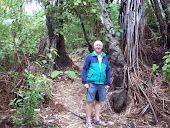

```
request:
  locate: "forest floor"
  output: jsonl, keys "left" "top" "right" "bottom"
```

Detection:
{"left": 0, "top": 48, "right": 169, "bottom": 128}
{"left": 36, "top": 48, "right": 169, "bottom": 128}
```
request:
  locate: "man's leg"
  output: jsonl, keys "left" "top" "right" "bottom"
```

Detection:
{"left": 94, "top": 100, "right": 101, "bottom": 121}
{"left": 93, "top": 85, "right": 107, "bottom": 126}
{"left": 94, "top": 100, "right": 107, "bottom": 126}
{"left": 86, "top": 101, "right": 93, "bottom": 122}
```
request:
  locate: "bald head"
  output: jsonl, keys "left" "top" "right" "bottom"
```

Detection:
{"left": 94, "top": 40, "right": 103, "bottom": 46}
{"left": 93, "top": 40, "right": 103, "bottom": 55}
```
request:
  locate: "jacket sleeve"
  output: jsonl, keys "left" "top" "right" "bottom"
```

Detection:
{"left": 81, "top": 55, "right": 91, "bottom": 84}
{"left": 105, "top": 58, "right": 111, "bottom": 86}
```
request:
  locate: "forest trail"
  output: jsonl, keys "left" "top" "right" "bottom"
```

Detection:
{"left": 48, "top": 77, "right": 86, "bottom": 128}
{"left": 38, "top": 59, "right": 88, "bottom": 128}
{"left": 37, "top": 59, "right": 119, "bottom": 128}
{"left": 0, "top": 51, "right": 169, "bottom": 128}
{"left": 37, "top": 56, "right": 169, "bottom": 128}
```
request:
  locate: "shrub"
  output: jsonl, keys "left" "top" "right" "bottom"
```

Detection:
{"left": 162, "top": 51, "right": 170, "bottom": 87}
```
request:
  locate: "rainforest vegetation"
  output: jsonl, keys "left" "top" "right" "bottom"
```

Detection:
{"left": 0, "top": 0, "right": 169, "bottom": 127}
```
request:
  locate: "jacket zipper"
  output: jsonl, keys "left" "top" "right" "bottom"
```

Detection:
{"left": 99, "top": 72, "right": 101, "bottom": 83}
{"left": 99, "top": 57, "right": 102, "bottom": 83}
{"left": 89, "top": 72, "right": 93, "bottom": 80}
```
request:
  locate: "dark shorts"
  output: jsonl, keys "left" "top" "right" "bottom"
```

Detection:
{"left": 86, "top": 83, "right": 106, "bottom": 102}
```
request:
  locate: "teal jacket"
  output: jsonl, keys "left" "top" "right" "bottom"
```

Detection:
{"left": 81, "top": 51, "right": 110, "bottom": 85}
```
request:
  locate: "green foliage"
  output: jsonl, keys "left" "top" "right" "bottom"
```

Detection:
{"left": 0, "top": 65, "right": 5, "bottom": 71}
{"left": 0, "top": 18, "right": 14, "bottom": 67}
{"left": 64, "top": 71, "right": 77, "bottom": 80}
{"left": 9, "top": 68, "right": 52, "bottom": 127}
{"left": 105, "top": 2, "right": 122, "bottom": 38}
{"left": 0, "top": 1, "right": 45, "bottom": 69}
{"left": 144, "top": 0, "right": 158, "bottom": 28}
{"left": 152, "top": 64, "right": 159, "bottom": 76}
{"left": 106, "top": 2, "right": 120, "bottom": 26}
{"left": 36, "top": 47, "right": 58, "bottom": 72}
{"left": 151, "top": 52, "right": 170, "bottom": 87}
{"left": 162, "top": 52, "right": 170, "bottom": 87}
{"left": 45, "top": 0, "right": 103, "bottom": 53}
{"left": 8, "top": 47, "right": 56, "bottom": 127}
{"left": 144, "top": 0, "right": 160, "bottom": 38}
{"left": 46, "top": 47, "right": 58, "bottom": 63}
{"left": 74, "top": 0, "right": 81, "bottom": 6}
{"left": 9, "top": 69, "right": 46, "bottom": 127}
{"left": 51, "top": 70, "right": 62, "bottom": 78}
{"left": 64, "top": 22, "right": 86, "bottom": 53}
{"left": 42, "top": 0, "right": 121, "bottom": 53}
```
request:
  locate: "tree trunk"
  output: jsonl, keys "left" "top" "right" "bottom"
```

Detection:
{"left": 119, "top": 0, "right": 144, "bottom": 73}
{"left": 119, "top": 1, "right": 159, "bottom": 123}
{"left": 55, "top": 34, "right": 73, "bottom": 68}
{"left": 78, "top": 14, "right": 93, "bottom": 53}
{"left": 151, "top": 0, "right": 169, "bottom": 48}
{"left": 98, "top": 0, "right": 127, "bottom": 113}
{"left": 73, "top": 8, "right": 93, "bottom": 53}
{"left": 160, "top": 0, "right": 170, "bottom": 49}
{"left": 160, "top": 0, "right": 170, "bottom": 22}
{"left": 119, "top": 0, "right": 144, "bottom": 111}
{"left": 39, "top": 1, "right": 73, "bottom": 73}
{"left": 99, "top": 0, "right": 125, "bottom": 87}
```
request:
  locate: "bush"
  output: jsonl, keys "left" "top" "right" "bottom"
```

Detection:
{"left": 162, "top": 51, "right": 170, "bottom": 87}
{"left": 9, "top": 69, "right": 52, "bottom": 127}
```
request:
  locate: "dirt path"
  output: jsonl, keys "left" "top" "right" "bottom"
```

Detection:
{"left": 52, "top": 78, "right": 86, "bottom": 128}
{"left": 38, "top": 73, "right": 136, "bottom": 128}
{"left": 39, "top": 74, "right": 118, "bottom": 128}
{"left": 37, "top": 59, "right": 87, "bottom": 128}
{"left": 37, "top": 59, "right": 118, "bottom": 128}
{"left": 37, "top": 59, "right": 169, "bottom": 128}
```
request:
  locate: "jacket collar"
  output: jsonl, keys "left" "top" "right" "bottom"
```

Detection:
{"left": 92, "top": 51, "right": 106, "bottom": 57}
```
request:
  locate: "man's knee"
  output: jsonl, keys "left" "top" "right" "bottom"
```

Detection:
{"left": 86, "top": 101, "right": 93, "bottom": 105}
{"left": 95, "top": 100, "right": 101, "bottom": 104}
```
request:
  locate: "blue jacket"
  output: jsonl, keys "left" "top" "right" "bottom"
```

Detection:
{"left": 82, "top": 51, "right": 111, "bottom": 86}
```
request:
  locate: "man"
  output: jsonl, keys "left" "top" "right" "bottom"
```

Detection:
{"left": 82, "top": 40, "right": 111, "bottom": 128}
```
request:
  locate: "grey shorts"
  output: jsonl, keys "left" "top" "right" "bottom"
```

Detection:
{"left": 86, "top": 83, "right": 106, "bottom": 102}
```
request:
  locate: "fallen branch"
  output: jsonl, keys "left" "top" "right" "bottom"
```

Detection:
{"left": 137, "top": 84, "right": 158, "bottom": 124}
{"left": 139, "top": 104, "right": 150, "bottom": 116}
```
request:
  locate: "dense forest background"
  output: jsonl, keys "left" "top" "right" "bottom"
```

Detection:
{"left": 0, "top": 0, "right": 169, "bottom": 128}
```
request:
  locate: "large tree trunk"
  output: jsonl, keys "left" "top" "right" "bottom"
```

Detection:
{"left": 98, "top": 0, "right": 127, "bottom": 113}
{"left": 151, "top": 0, "right": 169, "bottom": 48}
{"left": 119, "top": 0, "right": 144, "bottom": 113}
{"left": 119, "top": 0, "right": 158, "bottom": 123}
{"left": 119, "top": 0, "right": 144, "bottom": 73}
{"left": 39, "top": 1, "right": 73, "bottom": 73}
{"left": 55, "top": 34, "right": 73, "bottom": 68}
{"left": 98, "top": 0, "right": 125, "bottom": 87}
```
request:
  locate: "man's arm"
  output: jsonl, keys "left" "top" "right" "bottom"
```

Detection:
{"left": 105, "top": 58, "right": 111, "bottom": 86}
{"left": 81, "top": 55, "right": 90, "bottom": 85}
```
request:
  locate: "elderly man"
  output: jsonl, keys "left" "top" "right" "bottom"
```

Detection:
{"left": 82, "top": 40, "right": 111, "bottom": 128}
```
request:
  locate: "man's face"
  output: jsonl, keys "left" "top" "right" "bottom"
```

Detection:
{"left": 94, "top": 41, "right": 103, "bottom": 54}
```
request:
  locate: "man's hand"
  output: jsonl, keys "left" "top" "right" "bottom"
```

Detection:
{"left": 84, "top": 84, "right": 89, "bottom": 88}
{"left": 105, "top": 85, "right": 110, "bottom": 90}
